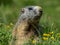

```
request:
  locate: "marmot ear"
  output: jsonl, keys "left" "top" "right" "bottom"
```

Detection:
{"left": 20, "top": 8, "right": 25, "bottom": 14}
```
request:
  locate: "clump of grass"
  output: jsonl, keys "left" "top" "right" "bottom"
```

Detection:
{"left": 0, "top": 22, "right": 13, "bottom": 45}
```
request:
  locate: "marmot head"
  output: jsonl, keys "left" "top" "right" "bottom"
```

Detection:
{"left": 20, "top": 6, "right": 43, "bottom": 24}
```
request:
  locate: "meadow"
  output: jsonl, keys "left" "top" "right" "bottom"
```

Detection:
{"left": 0, "top": 0, "right": 60, "bottom": 45}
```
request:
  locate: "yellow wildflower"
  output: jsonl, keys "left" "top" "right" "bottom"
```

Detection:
{"left": 32, "top": 40, "right": 36, "bottom": 44}
{"left": 51, "top": 36, "right": 55, "bottom": 40}
{"left": 10, "top": 23, "right": 13, "bottom": 26}
{"left": 43, "top": 33, "right": 50, "bottom": 37}
{"left": 57, "top": 33, "right": 60, "bottom": 36}
{"left": 57, "top": 33, "right": 60, "bottom": 38}
{"left": 58, "top": 36, "right": 60, "bottom": 38}
{"left": 43, "top": 37, "right": 48, "bottom": 40}
{"left": 49, "top": 32, "right": 54, "bottom": 35}
{"left": 6, "top": 25, "right": 10, "bottom": 28}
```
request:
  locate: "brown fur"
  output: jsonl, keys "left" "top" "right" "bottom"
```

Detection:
{"left": 10, "top": 21, "right": 37, "bottom": 45}
{"left": 10, "top": 6, "right": 43, "bottom": 45}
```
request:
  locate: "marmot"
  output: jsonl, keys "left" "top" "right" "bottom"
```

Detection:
{"left": 10, "top": 6, "right": 43, "bottom": 45}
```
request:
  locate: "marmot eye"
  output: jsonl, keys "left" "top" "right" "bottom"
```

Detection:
{"left": 28, "top": 7, "right": 33, "bottom": 10}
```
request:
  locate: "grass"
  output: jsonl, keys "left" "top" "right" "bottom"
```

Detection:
{"left": 0, "top": 0, "right": 60, "bottom": 45}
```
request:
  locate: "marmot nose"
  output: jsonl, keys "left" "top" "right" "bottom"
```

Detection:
{"left": 39, "top": 10, "right": 43, "bottom": 14}
{"left": 38, "top": 7, "right": 43, "bottom": 14}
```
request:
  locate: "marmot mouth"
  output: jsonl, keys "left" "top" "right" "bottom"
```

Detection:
{"left": 31, "top": 16, "right": 40, "bottom": 23}
{"left": 28, "top": 16, "right": 40, "bottom": 24}
{"left": 34, "top": 16, "right": 40, "bottom": 20}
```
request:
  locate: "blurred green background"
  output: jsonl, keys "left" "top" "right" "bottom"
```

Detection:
{"left": 0, "top": 0, "right": 60, "bottom": 45}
